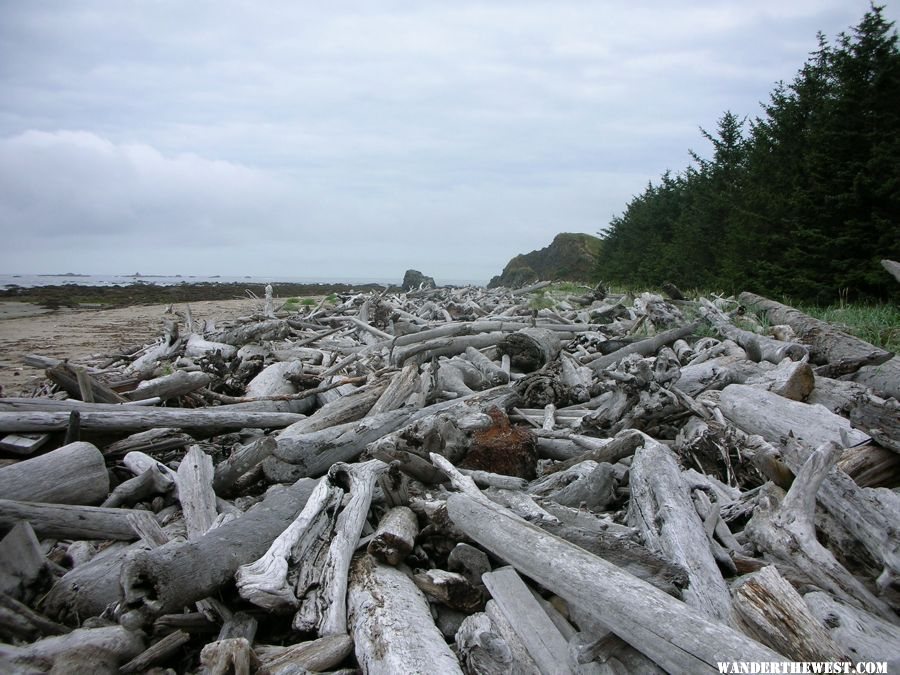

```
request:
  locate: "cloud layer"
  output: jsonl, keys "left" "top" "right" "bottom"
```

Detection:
{"left": 0, "top": 1, "right": 892, "bottom": 282}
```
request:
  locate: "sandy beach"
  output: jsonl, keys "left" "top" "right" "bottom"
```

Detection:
{"left": 0, "top": 298, "right": 263, "bottom": 396}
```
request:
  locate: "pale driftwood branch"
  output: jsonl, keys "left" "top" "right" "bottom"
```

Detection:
{"left": 743, "top": 443, "right": 898, "bottom": 623}
{"left": 446, "top": 492, "right": 784, "bottom": 674}
{"left": 347, "top": 554, "right": 463, "bottom": 674}
{"left": 0, "top": 409, "right": 304, "bottom": 433}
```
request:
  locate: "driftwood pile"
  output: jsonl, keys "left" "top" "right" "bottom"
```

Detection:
{"left": 1, "top": 281, "right": 899, "bottom": 674}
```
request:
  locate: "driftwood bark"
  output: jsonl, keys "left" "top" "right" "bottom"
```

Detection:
{"left": 446, "top": 492, "right": 784, "bottom": 673}
{"left": 347, "top": 554, "right": 463, "bottom": 674}
{"left": 628, "top": 435, "right": 735, "bottom": 626}
{"left": 732, "top": 565, "right": 849, "bottom": 662}
{"left": 739, "top": 292, "right": 893, "bottom": 376}
{"left": 256, "top": 634, "right": 354, "bottom": 674}
{"left": 120, "top": 478, "right": 317, "bottom": 623}
{"left": 0, "top": 441, "right": 108, "bottom": 505}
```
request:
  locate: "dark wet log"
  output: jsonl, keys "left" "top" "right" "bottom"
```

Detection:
{"left": 446, "top": 493, "right": 783, "bottom": 673}
{"left": 739, "top": 292, "right": 893, "bottom": 376}
{"left": 120, "top": 478, "right": 317, "bottom": 622}
{"left": 347, "top": 554, "right": 463, "bottom": 674}
{"left": 0, "top": 441, "right": 108, "bottom": 505}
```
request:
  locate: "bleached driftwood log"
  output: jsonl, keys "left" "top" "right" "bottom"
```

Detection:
{"left": 739, "top": 292, "right": 893, "bottom": 376}
{"left": 583, "top": 321, "right": 701, "bottom": 372}
{"left": 454, "top": 612, "right": 513, "bottom": 675}
{"left": 255, "top": 634, "right": 354, "bottom": 674}
{"left": 716, "top": 384, "right": 870, "bottom": 448}
{"left": 368, "top": 506, "right": 418, "bottom": 565}
{"left": 0, "top": 409, "right": 304, "bottom": 433}
{"left": 628, "top": 435, "right": 735, "bottom": 626}
{"left": 743, "top": 443, "right": 897, "bottom": 623}
{"left": 0, "top": 500, "right": 141, "bottom": 541}
{"left": 0, "top": 442, "right": 108, "bottom": 505}
{"left": 126, "top": 370, "right": 211, "bottom": 402}
{"left": 446, "top": 492, "right": 784, "bottom": 673}
{"left": 500, "top": 327, "right": 562, "bottom": 372}
{"left": 699, "top": 299, "right": 808, "bottom": 364}
{"left": 347, "top": 554, "right": 463, "bottom": 675}
{"left": 803, "top": 591, "right": 900, "bottom": 667}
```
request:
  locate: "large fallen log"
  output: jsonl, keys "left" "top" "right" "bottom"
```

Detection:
{"left": 739, "top": 292, "right": 893, "bottom": 376}
{"left": 0, "top": 442, "right": 108, "bottom": 505}
{"left": 445, "top": 493, "right": 784, "bottom": 673}
{"left": 120, "top": 478, "right": 317, "bottom": 624}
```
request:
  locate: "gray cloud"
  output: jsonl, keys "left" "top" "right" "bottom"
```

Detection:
{"left": 0, "top": 0, "right": 893, "bottom": 283}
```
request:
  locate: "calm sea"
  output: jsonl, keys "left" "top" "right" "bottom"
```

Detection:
{"left": 0, "top": 274, "right": 485, "bottom": 289}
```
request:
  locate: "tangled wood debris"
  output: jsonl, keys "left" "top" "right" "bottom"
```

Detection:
{"left": 0, "top": 283, "right": 898, "bottom": 673}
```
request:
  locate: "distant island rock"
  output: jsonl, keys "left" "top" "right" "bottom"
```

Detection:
{"left": 402, "top": 269, "right": 436, "bottom": 291}
{"left": 488, "top": 233, "right": 602, "bottom": 288}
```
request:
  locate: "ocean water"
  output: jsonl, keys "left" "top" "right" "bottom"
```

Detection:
{"left": 0, "top": 273, "right": 485, "bottom": 289}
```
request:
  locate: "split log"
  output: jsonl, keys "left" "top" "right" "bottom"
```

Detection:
{"left": 120, "top": 478, "right": 317, "bottom": 622}
{"left": 628, "top": 435, "right": 736, "bottom": 625}
{"left": 446, "top": 493, "right": 784, "bottom": 673}
{"left": 176, "top": 445, "right": 217, "bottom": 540}
{"left": 716, "top": 384, "right": 870, "bottom": 448}
{"left": 0, "top": 441, "right": 108, "bottom": 505}
{"left": 0, "top": 625, "right": 144, "bottom": 674}
{"left": 347, "top": 554, "right": 463, "bottom": 675}
{"left": 743, "top": 443, "right": 897, "bottom": 622}
{"left": 0, "top": 408, "right": 304, "bottom": 433}
{"left": 481, "top": 566, "right": 576, "bottom": 674}
{"left": 739, "top": 292, "right": 893, "bottom": 376}
{"left": 366, "top": 363, "right": 420, "bottom": 416}
{"left": 732, "top": 565, "right": 848, "bottom": 662}
{"left": 368, "top": 506, "right": 418, "bottom": 565}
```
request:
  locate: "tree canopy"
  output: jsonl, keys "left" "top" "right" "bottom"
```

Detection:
{"left": 596, "top": 5, "right": 900, "bottom": 303}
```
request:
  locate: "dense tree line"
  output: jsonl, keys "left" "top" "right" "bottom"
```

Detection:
{"left": 597, "top": 6, "right": 900, "bottom": 303}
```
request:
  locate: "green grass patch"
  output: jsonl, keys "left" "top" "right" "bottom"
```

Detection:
{"left": 799, "top": 302, "right": 900, "bottom": 353}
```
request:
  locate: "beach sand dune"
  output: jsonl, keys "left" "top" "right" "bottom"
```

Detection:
{"left": 0, "top": 298, "right": 259, "bottom": 396}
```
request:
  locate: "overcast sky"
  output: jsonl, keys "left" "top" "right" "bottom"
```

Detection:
{"left": 0, "top": 1, "right": 895, "bottom": 284}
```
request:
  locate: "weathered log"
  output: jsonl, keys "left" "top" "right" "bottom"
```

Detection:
{"left": 0, "top": 592, "right": 69, "bottom": 642}
{"left": 366, "top": 363, "right": 420, "bottom": 416}
{"left": 849, "top": 394, "right": 900, "bottom": 453}
{"left": 46, "top": 362, "right": 128, "bottom": 404}
{"left": 119, "top": 630, "right": 191, "bottom": 674}
{"left": 0, "top": 500, "right": 140, "bottom": 541}
{"left": 213, "top": 437, "right": 276, "bottom": 496}
{"left": 368, "top": 506, "right": 418, "bottom": 565}
{"left": 101, "top": 465, "right": 172, "bottom": 508}
{"left": 628, "top": 435, "right": 736, "bottom": 626}
{"left": 716, "top": 384, "right": 870, "bottom": 448}
{"left": 0, "top": 625, "right": 144, "bottom": 674}
{"left": 743, "top": 443, "right": 897, "bottom": 622}
{"left": 837, "top": 443, "right": 900, "bottom": 488}
{"left": 739, "top": 292, "right": 893, "bottom": 376}
{"left": 176, "top": 445, "right": 217, "bottom": 540}
{"left": 454, "top": 612, "right": 513, "bottom": 675}
{"left": 483, "top": 599, "right": 541, "bottom": 674}
{"left": 256, "top": 634, "right": 353, "bottom": 674}
{"left": 732, "top": 565, "right": 848, "bottom": 662}
{"left": 184, "top": 333, "right": 237, "bottom": 359}
{"left": 208, "top": 318, "right": 290, "bottom": 345}
{"left": 0, "top": 522, "right": 46, "bottom": 601}
{"left": 120, "top": 478, "right": 317, "bottom": 622}
{"left": 0, "top": 433, "right": 50, "bottom": 456}
{"left": 699, "top": 299, "right": 808, "bottom": 364}
{"left": 102, "top": 427, "right": 193, "bottom": 459}
{"left": 745, "top": 359, "right": 815, "bottom": 401}
{"left": 846, "top": 355, "right": 900, "bottom": 400}
{"left": 499, "top": 327, "right": 562, "bottom": 372}
{"left": 199, "top": 636, "right": 260, "bottom": 675}
{"left": 803, "top": 591, "right": 900, "bottom": 667}
{"left": 0, "top": 441, "right": 108, "bottom": 505}
{"left": 779, "top": 435, "right": 900, "bottom": 599}
{"left": 393, "top": 331, "right": 507, "bottom": 366}
{"left": 446, "top": 493, "right": 784, "bottom": 673}
{"left": 347, "top": 554, "right": 463, "bottom": 674}
{"left": 583, "top": 320, "right": 701, "bottom": 372}
{"left": 882, "top": 258, "right": 900, "bottom": 283}
{"left": 126, "top": 370, "right": 211, "bottom": 401}
{"left": 0, "top": 408, "right": 304, "bottom": 433}
{"left": 463, "top": 345, "right": 509, "bottom": 386}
